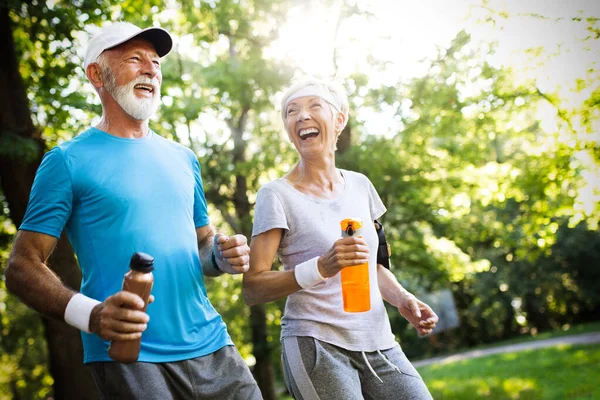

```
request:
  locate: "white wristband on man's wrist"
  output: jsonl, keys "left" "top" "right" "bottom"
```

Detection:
{"left": 294, "top": 257, "right": 326, "bottom": 289}
{"left": 64, "top": 293, "right": 101, "bottom": 333}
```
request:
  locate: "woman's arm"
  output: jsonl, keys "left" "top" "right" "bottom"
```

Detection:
{"left": 242, "top": 228, "right": 300, "bottom": 306}
{"left": 377, "top": 265, "right": 439, "bottom": 335}
{"left": 243, "top": 228, "right": 370, "bottom": 306}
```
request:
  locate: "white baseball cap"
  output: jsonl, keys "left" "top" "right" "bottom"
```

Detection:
{"left": 84, "top": 22, "right": 173, "bottom": 70}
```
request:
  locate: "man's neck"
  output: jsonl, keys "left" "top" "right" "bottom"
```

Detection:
{"left": 95, "top": 113, "right": 149, "bottom": 139}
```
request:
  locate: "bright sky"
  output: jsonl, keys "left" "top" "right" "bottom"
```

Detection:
{"left": 271, "top": 0, "right": 599, "bottom": 85}
{"left": 269, "top": 1, "right": 474, "bottom": 83}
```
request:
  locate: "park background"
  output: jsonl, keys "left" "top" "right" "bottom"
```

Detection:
{"left": 0, "top": 0, "right": 599, "bottom": 398}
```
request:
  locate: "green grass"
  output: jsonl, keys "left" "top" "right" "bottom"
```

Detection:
{"left": 418, "top": 343, "right": 600, "bottom": 399}
{"left": 413, "top": 321, "right": 600, "bottom": 362}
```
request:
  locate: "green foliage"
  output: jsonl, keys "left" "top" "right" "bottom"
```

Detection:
{"left": 9, "top": 0, "right": 122, "bottom": 145}
{"left": 419, "top": 343, "right": 600, "bottom": 399}
{"left": 0, "top": 133, "right": 39, "bottom": 162}
{"left": 0, "top": 197, "right": 52, "bottom": 399}
{"left": 0, "top": 285, "right": 52, "bottom": 400}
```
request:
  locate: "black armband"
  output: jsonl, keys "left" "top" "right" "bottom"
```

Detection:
{"left": 375, "top": 220, "right": 390, "bottom": 269}
{"left": 211, "top": 248, "right": 224, "bottom": 274}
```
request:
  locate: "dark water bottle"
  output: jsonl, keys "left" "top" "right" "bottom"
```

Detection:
{"left": 108, "top": 252, "right": 154, "bottom": 363}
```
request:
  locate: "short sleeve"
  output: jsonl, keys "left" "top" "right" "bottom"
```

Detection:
{"left": 366, "top": 177, "right": 386, "bottom": 221}
{"left": 191, "top": 156, "right": 210, "bottom": 228}
{"left": 20, "top": 147, "right": 73, "bottom": 238}
{"left": 252, "top": 186, "right": 289, "bottom": 237}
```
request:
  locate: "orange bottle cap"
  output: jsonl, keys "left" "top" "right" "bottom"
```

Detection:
{"left": 340, "top": 218, "right": 363, "bottom": 237}
{"left": 340, "top": 217, "right": 364, "bottom": 231}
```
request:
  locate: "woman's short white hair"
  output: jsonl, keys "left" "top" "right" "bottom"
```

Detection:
{"left": 280, "top": 76, "right": 349, "bottom": 130}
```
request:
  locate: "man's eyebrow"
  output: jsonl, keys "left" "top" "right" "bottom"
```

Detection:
{"left": 124, "top": 48, "right": 160, "bottom": 58}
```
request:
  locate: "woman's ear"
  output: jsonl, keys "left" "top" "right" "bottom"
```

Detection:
{"left": 335, "top": 112, "right": 346, "bottom": 133}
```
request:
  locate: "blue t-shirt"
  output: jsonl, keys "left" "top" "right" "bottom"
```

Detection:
{"left": 20, "top": 127, "right": 233, "bottom": 363}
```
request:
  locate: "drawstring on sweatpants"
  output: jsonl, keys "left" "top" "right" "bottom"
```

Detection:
{"left": 377, "top": 350, "right": 403, "bottom": 375}
{"left": 361, "top": 350, "right": 404, "bottom": 383}
{"left": 361, "top": 352, "right": 383, "bottom": 383}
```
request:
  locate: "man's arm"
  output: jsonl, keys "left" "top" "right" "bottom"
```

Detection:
{"left": 5, "top": 230, "right": 73, "bottom": 319}
{"left": 6, "top": 230, "right": 152, "bottom": 341}
{"left": 196, "top": 225, "right": 250, "bottom": 277}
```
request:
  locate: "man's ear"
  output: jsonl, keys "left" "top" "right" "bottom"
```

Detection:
{"left": 86, "top": 63, "right": 104, "bottom": 89}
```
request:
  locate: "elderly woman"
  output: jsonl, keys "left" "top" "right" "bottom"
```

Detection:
{"left": 243, "top": 77, "right": 437, "bottom": 399}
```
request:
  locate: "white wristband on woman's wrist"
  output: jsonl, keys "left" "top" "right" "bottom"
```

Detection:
{"left": 64, "top": 293, "right": 100, "bottom": 333}
{"left": 294, "top": 257, "right": 326, "bottom": 289}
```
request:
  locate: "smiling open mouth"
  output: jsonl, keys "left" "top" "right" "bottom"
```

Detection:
{"left": 299, "top": 127, "right": 319, "bottom": 140}
{"left": 134, "top": 84, "right": 155, "bottom": 93}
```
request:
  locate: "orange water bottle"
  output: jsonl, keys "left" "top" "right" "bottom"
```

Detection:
{"left": 340, "top": 218, "right": 370, "bottom": 312}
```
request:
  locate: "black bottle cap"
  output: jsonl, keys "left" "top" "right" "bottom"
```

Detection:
{"left": 346, "top": 225, "right": 355, "bottom": 236}
{"left": 130, "top": 252, "right": 155, "bottom": 272}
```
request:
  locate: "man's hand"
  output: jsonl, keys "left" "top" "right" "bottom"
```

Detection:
{"left": 89, "top": 292, "right": 153, "bottom": 341}
{"left": 398, "top": 294, "right": 438, "bottom": 336}
{"left": 214, "top": 233, "right": 250, "bottom": 274}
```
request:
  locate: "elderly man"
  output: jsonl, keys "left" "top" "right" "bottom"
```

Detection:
{"left": 5, "top": 22, "right": 262, "bottom": 399}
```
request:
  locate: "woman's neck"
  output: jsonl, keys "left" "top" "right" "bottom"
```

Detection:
{"left": 286, "top": 159, "right": 344, "bottom": 199}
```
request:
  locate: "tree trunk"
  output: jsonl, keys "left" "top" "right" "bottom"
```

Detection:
{"left": 250, "top": 305, "right": 277, "bottom": 400}
{"left": 522, "top": 293, "right": 553, "bottom": 332}
{"left": 0, "top": 5, "right": 98, "bottom": 399}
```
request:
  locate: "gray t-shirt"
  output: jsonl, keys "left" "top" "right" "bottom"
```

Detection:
{"left": 252, "top": 169, "right": 397, "bottom": 352}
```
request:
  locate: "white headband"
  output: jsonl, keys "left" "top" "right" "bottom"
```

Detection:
{"left": 284, "top": 86, "right": 341, "bottom": 113}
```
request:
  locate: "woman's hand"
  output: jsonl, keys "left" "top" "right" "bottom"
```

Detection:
{"left": 398, "top": 294, "right": 439, "bottom": 336}
{"left": 317, "top": 236, "right": 370, "bottom": 278}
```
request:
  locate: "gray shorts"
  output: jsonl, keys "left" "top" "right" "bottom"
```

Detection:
{"left": 282, "top": 336, "right": 433, "bottom": 400}
{"left": 88, "top": 345, "right": 262, "bottom": 400}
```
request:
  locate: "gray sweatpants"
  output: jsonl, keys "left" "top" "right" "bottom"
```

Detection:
{"left": 88, "top": 345, "right": 262, "bottom": 399}
{"left": 282, "top": 336, "right": 433, "bottom": 400}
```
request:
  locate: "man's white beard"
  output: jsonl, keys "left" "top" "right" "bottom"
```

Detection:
{"left": 103, "top": 71, "right": 161, "bottom": 121}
